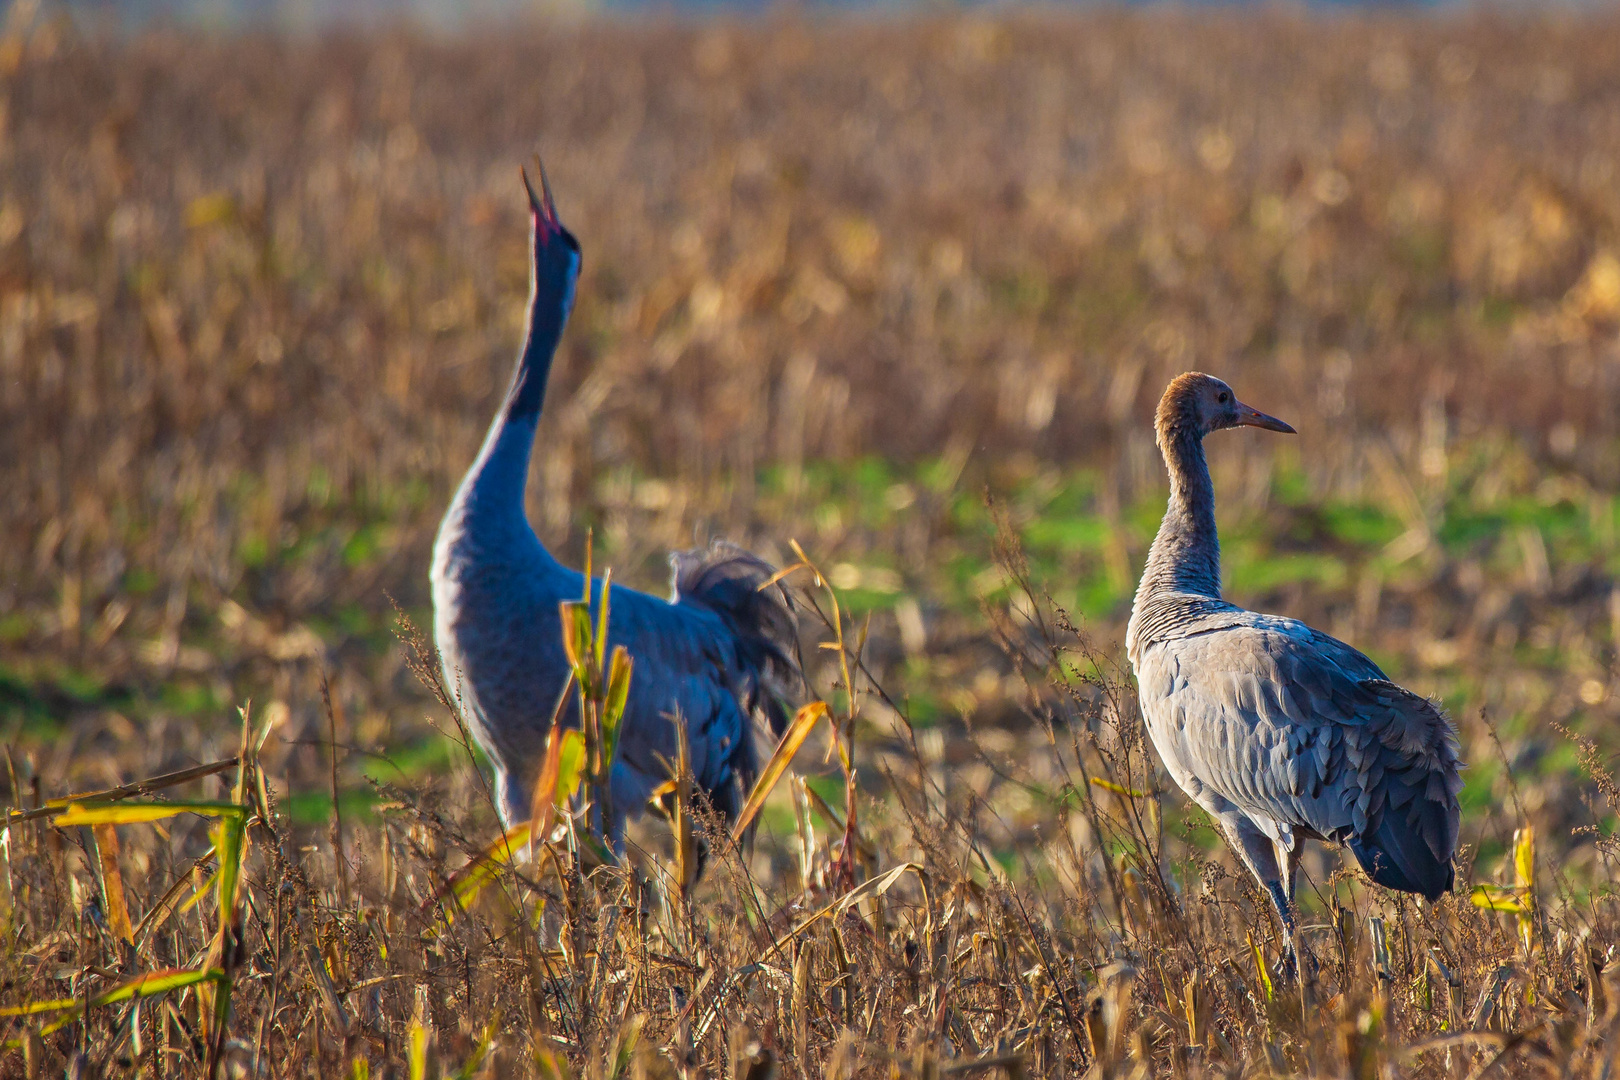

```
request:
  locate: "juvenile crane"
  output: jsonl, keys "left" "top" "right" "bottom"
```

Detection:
{"left": 1127, "top": 373, "right": 1461, "bottom": 962}
{"left": 431, "top": 162, "right": 797, "bottom": 840}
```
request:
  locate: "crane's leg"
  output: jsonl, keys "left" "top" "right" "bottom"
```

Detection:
{"left": 1185, "top": 790, "right": 1303, "bottom": 978}
{"left": 1262, "top": 877, "right": 1301, "bottom": 984}
{"left": 1210, "top": 811, "right": 1300, "bottom": 978}
{"left": 1272, "top": 839, "right": 1316, "bottom": 981}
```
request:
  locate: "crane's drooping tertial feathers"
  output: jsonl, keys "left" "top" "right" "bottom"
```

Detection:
{"left": 430, "top": 160, "right": 798, "bottom": 841}
{"left": 1127, "top": 372, "right": 1462, "bottom": 958}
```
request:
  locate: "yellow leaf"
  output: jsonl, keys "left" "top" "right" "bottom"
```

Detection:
{"left": 527, "top": 713, "right": 571, "bottom": 846}
{"left": 567, "top": 599, "right": 599, "bottom": 693}
{"left": 1091, "top": 777, "right": 1151, "bottom": 799}
{"left": 408, "top": 1015, "right": 429, "bottom": 1080}
{"left": 212, "top": 812, "right": 247, "bottom": 929}
{"left": 440, "top": 823, "right": 534, "bottom": 913}
{"left": 601, "top": 648, "right": 632, "bottom": 775}
{"left": 731, "top": 701, "right": 830, "bottom": 843}
{"left": 178, "top": 866, "right": 220, "bottom": 916}
{"left": 1513, "top": 825, "right": 1536, "bottom": 889}
{"left": 594, "top": 568, "right": 612, "bottom": 675}
{"left": 556, "top": 729, "right": 587, "bottom": 803}
{"left": 1470, "top": 884, "right": 1531, "bottom": 914}
{"left": 1248, "top": 931, "right": 1273, "bottom": 1002}
{"left": 53, "top": 801, "right": 245, "bottom": 826}
{"left": 647, "top": 779, "right": 678, "bottom": 817}
{"left": 87, "top": 967, "right": 224, "bottom": 1007}
{"left": 184, "top": 192, "right": 236, "bottom": 229}
{"left": 91, "top": 824, "right": 134, "bottom": 944}
{"left": 535, "top": 1049, "right": 572, "bottom": 1080}
{"left": 0, "top": 996, "right": 76, "bottom": 1018}
{"left": 604, "top": 647, "right": 632, "bottom": 730}
{"left": 0, "top": 966, "right": 223, "bottom": 1020}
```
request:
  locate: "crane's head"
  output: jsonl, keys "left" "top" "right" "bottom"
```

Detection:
{"left": 521, "top": 156, "right": 581, "bottom": 315}
{"left": 1157, "top": 371, "right": 1295, "bottom": 442}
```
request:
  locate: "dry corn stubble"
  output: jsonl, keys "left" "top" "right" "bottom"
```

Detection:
{"left": 4, "top": 7, "right": 1620, "bottom": 1077}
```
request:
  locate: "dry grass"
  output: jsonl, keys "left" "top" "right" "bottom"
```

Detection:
{"left": 5, "top": 4, "right": 1620, "bottom": 1076}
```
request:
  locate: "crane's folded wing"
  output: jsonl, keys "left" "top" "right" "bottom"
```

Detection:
{"left": 1143, "top": 618, "right": 1462, "bottom": 865}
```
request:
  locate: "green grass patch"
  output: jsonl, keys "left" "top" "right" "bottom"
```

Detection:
{"left": 284, "top": 787, "right": 384, "bottom": 826}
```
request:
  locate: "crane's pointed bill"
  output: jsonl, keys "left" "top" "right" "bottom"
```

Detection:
{"left": 1235, "top": 401, "right": 1296, "bottom": 433}
{"left": 521, "top": 164, "right": 545, "bottom": 218}
{"left": 536, "top": 155, "right": 558, "bottom": 222}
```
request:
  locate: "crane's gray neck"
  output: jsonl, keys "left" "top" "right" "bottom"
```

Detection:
{"left": 447, "top": 245, "right": 578, "bottom": 540}
{"left": 1139, "top": 423, "right": 1222, "bottom": 602}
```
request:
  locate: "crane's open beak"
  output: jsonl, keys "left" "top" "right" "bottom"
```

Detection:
{"left": 1235, "top": 401, "right": 1296, "bottom": 434}
{"left": 521, "top": 154, "right": 560, "bottom": 230}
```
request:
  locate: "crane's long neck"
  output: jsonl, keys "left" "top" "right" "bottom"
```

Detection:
{"left": 445, "top": 245, "right": 577, "bottom": 548}
{"left": 1138, "top": 423, "right": 1222, "bottom": 602}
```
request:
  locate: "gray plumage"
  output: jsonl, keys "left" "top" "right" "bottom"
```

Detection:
{"left": 430, "top": 163, "right": 797, "bottom": 836}
{"left": 1127, "top": 373, "right": 1462, "bottom": 952}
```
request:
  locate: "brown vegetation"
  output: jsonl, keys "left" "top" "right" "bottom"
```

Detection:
{"left": 3, "top": 5, "right": 1620, "bottom": 1076}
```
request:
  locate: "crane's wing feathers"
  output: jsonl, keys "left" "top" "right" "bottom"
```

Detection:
{"left": 593, "top": 582, "right": 766, "bottom": 826}
{"left": 569, "top": 541, "right": 800, "bottom": 832}
{"left": 669, "top": 540, "right": 801, "bottom": 738}
{"left": 1150, "top": 614, "right": 1462, "bottom": 899}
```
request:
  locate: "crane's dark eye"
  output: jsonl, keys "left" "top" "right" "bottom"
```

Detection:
{"left": 1217, "top": 391, "right": 1229, "bottom": 404}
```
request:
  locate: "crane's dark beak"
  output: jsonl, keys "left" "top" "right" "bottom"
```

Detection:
{"left": 521, "top": 154, "right": 560, "bottom": 230}
{"left": 1234, "top": 400, "right": 1296, "bottom": 434}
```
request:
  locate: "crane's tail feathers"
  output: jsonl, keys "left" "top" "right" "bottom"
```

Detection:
{"left": 1350, "top": 810, "right": 1455, "bottom": 901}
{"left": 1350, "top": 682, "right": 1463, "bottom": 902}
{"left": 670, "top": 540, "right": 802, "bottom": 737}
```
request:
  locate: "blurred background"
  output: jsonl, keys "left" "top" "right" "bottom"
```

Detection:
{"left": 50, "top": 0, "right": 1541, "bottom": 28}
{"left": 3, "top": 0, "right": 1620, "bottom": 882}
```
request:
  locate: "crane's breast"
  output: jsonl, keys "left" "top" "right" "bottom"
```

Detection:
{"left": 433, "top": 556, "right": 576, "bottom": 769}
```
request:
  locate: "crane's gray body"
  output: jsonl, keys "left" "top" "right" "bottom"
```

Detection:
{"left": 431, "top": 173, "right": 794, "bottom": 830}
{"left": 1128, "top": 374, "right": 1461, "bottom": 930}
{"left": 433, "top": 464, "right": 781, "bottom": 827}
{"left": 1129, "top": 600, "right": 1461, "bottom": 901}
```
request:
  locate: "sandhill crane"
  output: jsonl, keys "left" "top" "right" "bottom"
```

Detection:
{"left": 431, "top": 161, "right": 797, "bottom": 843}
{"left": 1127, "top": 372, "right": 1462, "bottom": 964}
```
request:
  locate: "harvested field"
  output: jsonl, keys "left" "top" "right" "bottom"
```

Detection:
{"left": 4, "top": 6, "right": 1620, "bottom": 1076}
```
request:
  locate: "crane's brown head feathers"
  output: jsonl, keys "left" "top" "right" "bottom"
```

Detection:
{"left": 1155, "top": 372, "right": 1295, "bottom": 443}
